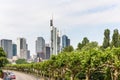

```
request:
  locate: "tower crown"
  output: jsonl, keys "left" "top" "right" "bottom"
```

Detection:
{"left": 50, "top": 14, "right": 54, "bottom": 26}
{"left": 50, "top": 19, "right": 53, "bottom": 26}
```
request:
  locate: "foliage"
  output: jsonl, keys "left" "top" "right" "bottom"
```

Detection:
{"left": 0, "top": 47, "right": 8, "bottom": 68}
{"left": 5, "top": 47, "right": 120, "bottom": 80}
{"left": 82, "top": 41, "right": 98, "bottom": 51}
{"left": 62, "top": 46, "right": 74, "bottom": 52}
{"left": 77, "top": 43, "right": 83, "bottom": 50}
{"left": 102, "top": 29, "right": 110, "bottom": 49}
{"left": 82, "top": 37, "right": 89, "bottom": 46}
{"left": 15, "top": 59, "right": 28, "bottom": 64}
{"left": 77, "top": 37, "right": 89, "bottom": 50}
{"left": 111, "top": 29, "right": 120, "bottom": 47}
{"left": 0, "top": 47, "right": 8, "bottom": 78}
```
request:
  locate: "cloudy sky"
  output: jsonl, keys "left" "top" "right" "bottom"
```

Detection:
{"left": 0, "top": 0, "right": 120, "bottom": 54}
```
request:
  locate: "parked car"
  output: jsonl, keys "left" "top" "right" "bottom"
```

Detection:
{"left": 3, "top": 72, "right": 11, "bottom": 80}
{"left": 8, "top": 72, "right": 16, "bottom": 79}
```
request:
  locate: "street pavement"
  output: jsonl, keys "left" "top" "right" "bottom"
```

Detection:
{"left": 3, "top": 70, "right": 41, "bottom": 80}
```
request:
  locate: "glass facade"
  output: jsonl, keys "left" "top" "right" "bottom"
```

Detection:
{"left": 46, "top": 46, "right": 50, "bottom": 59}
{"left": 50, "top": 19, "right": 61, "bottom": 55}
{"left": 17, "top": 38, "right": 28, "bottom": 59}
{"left": 0, "top": 39, "right": 13, "bottom": 59}
{"left": 62, "top": 35, "right": 70, "bottom": 49}
{"left": 13, "top": 44, "right": 17, "bottom": 56}
{"left": 36, "top": 37, "right": 45, "bottom": 59}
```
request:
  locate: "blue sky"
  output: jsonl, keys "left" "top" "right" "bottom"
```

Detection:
{"left": 0, "top": 0, "right": 120, "bottom": 54}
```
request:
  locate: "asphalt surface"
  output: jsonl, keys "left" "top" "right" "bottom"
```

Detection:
{"left": 3, "top": 70, "right": 41, "bottom": 80}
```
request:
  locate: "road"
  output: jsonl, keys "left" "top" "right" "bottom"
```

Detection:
{"left": 3, "top": 70, "right": 41, "bottom": 80}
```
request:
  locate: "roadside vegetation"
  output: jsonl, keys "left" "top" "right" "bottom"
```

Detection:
{"left": 0, "top": 47, "right": 8, "bottom": 78}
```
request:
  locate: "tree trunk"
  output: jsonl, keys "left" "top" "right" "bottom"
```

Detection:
{"left": 49, "top": 73, "right": 51, "bottom": 80}
{"left": 57, "top": 77, "right": 60, "bottom": 80}
{"left": 62, "top": 78, "right": 65, "bottom": 80}
{"left": 111, "top": 69, "right": 114, "bottom": 80}
{"left": 70, "top": 74, "right": 74, "bottom": 80}
{"left": 113, "top": 69, "right": 118, "bottom": 80}
{"left": 61, "top": 69, "right": 65, "bottom": 80}
{"left": 86, "top": 70, "right": 90, "bottom": 80}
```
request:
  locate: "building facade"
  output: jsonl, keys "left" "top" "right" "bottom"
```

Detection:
{"left": 0, "top": 39, "right": 13, "bottom": 59}
{"left": 17, "top": 38, "right": 28, "bottom": 59}
{"left": 45, "top": 44, "right": 50, "bottom": 59}
{"left": 62, "top": 35, "right": 70, "bottom": 49}
{"left": 27, "top": 50, "right": 30, "bottom": 60}
{"left": 36, "top": 37, "right": 45, "bottom": 60}
{"left": 13, "top": 44, "right": 17, "bottom": 56}
{"left": 50, "top": 19, "right": 60, "bottom": 55}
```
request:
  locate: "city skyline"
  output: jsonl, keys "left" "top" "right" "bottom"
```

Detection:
{"left": 0, "top": 0, "right": 120, "bottom": 54}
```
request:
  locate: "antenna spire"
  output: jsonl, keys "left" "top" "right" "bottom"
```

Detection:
{"left": 50, "top": 14, "right": 53, "bottom": 26}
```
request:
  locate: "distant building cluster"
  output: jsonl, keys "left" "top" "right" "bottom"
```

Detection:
{"left": 0, "top": 18, "right": 70, "bottom": 63}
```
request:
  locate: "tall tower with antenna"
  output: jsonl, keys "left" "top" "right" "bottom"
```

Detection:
{"left": 50, "top": 17, "right": 60, "bottom": 55}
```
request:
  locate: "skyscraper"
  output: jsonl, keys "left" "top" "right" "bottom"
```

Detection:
{"left": 36, "top": 37, "right": 45, "bottom": 60}
{"left": 62, "top": 35, "right": 70, "bottom": 49}
{"left": 45, "top": 44, "right": 50, "bottom": 59}
{"left": 13, "top": 44, "right": 17, "bottom": 56}
{"left": 17, "top": 38, "right": 28, "bottom": 59}
{"left": 0, "top": 39, "right": 13, "bottom": 59}
{"left": 27, "top": 50, "right": 30, "bottom": 60}
{"left": 50, "top": 18, "right": 60, "bottom": 55}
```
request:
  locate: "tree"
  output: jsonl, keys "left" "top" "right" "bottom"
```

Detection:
{"left": 15, "top": 59, "right": 28, "bottom": 64}
{"left": 110, "top": 48, "right": 120, "bottom": 80}
{"left": 63, "top": 46, "right": 74, "bottom": 52}
{"left": 118, "top": 35, "right": 120, "bottom": 47}
{"left": 77, "top": 37, "right": 89, "bottom": 50}
{"left": 81, "top": 49, "right": 104, "bottom": 80}
{"left": 66, "top": 52, "right": 82, "bottom": 80}
{"left": 111, "top": 29, "right": 119, "bottom": 47}
{"left": 82, "top": 41, "right": 98, "bottom": 51}
{"left": 82, "top": 37, "right": 89, "bottom": 46}
{"left": 0, "top": 47, "right": 8, "bottom": 67}
{"left": 103, "top": 29, "right": 110, "bottom": 49}
{"left": 0, "top": 47, "right": 8, "bottom": 78}
{"left": 77, "top": 43, "right": 83, "bottom": 50}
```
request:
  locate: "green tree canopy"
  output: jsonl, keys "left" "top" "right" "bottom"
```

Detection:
{"left": 0, "top": 47, "right": 8, "bottom": 78}
{"left": 77, "top": 37, "right": 89, "bottom": 50}
{"left": 111, "top": 29, "right": 119, "bottom": 47}
{"left": 15, "top": 59, "right": 28, "bottom": 64}
{"left": 0, "top": 47, "right": 8, "bottom": 68}
{"left": 82, "top": 37, "right": 89, "bottom": 46}
{"left": 62, "top": 46, "right": 74, "bottom": 52}
{"left": 77, "top": 43, "right": 83, "bottom": 50}
{"left": 102, "top": 29, "right": 110, "bottom": 49}
{"left": 82, "top": 41, "right": 98, "bottom": 51}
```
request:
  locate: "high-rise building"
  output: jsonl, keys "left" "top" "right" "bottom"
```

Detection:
{"left": 67, "top": 39, "right": 70, "bottom": 47}
{"left": 27, "top": 50, "right": 30, "bottom": 60}
{"left": 62, "top": 35, "right": 70, "bottom": 49}
{"left": 17, "top": 38, "right": 28, "bottom": 59}
{"left": 45, "top": 44, "right": 50, "bottom": 59}
{"left": 36, "top": 37, "right": 45, "bottom": 60}
{"left": 50, "top": 19, "right": 60, "bottom": 55}
{"left": 13, "top": 44, "right": 17, "bottom": 56}
{"left": 0, "top": 39, "right": 13, "bottom": 59}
